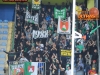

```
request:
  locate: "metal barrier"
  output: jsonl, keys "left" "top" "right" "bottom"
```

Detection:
{"left": 9, "top": 61, "right": 46, "bottom": 75}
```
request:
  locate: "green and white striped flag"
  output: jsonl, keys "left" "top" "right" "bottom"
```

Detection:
{"left": 24, "top": 62, "right": 38, "bottom": 75}
{"left": 54, "top": 8, "right": 66, "bottom": 19}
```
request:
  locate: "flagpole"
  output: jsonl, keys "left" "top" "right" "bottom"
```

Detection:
{"left": 71, "top": 0, "right": 76, "bottom": 75}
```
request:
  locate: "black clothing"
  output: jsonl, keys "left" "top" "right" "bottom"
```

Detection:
{"left": 4, "top": 51, "right": 19, "bottom": 61}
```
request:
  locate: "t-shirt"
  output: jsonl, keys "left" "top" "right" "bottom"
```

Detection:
{"left": 76, "top": 44, "right": 84, "bottom": 52}
{"left": 65, "top": 69, "right": 71, "bottom": 75}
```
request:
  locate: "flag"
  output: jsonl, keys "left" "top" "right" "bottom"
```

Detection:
{"left": 24, "top": 62, "right": 38, "bottom": 75}
{"left": 57, "top": 17, "right": 71, "bottom": 34}
{"left": 54, "top": 8, "right": 66, "bottom": 19}
{"left": 25, "top": 10, "right": 39, "bottom": 24}
{"left": 32, "top": 0, "right": 41, "bottom": 10}
{"left": 90, "top": 25, "right": 100, "bottom": 35}
{"left": 33, "top": 0, "right": 41, "bottom": 4}
{"left": 10, "top": 64, "right": 24, "bottom": 75}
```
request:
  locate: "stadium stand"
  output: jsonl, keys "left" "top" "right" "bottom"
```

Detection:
{"left": 0, "top": 21, "right": 8, "bottom": 75}
{"left": 2, "top": 1, "right": 98, "bottom": 75}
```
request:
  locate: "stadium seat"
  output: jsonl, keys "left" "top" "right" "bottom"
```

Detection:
{"left": 0, "top": 20, "right": 2, "bottom": 23}
{"left": 0, "top": 25, "right": 2, "bottom": 29}
{"left": 0, "top": 31, "right": 3, "bottom": 34}
{"left": 0, "top": 67, "right": 4, "bottom": 71}
{"left": 3, "top": 20, "right": 8, "bottom": 23}
{"left": 0, "top": 48, "right": 6, "bottom": 52}
{"left": 1, "top": 37, "right": 7, "bottom": 40}
{"left": 3, "top": 31, "right": 8, "bottom": 34}
{"left": 0, "top": 46, "right": 6, "bottom": 51}
{"left": 0, "top": 55, "right": 5, "bottom": 58}
{"left": 3, "top": 25, "right": 8, "bottom": 29}
{"left": 0, "top": 61, "right": 5, "bottom": 65}
{"left": 1, "top": 42, "right": 7, "bottom": 46}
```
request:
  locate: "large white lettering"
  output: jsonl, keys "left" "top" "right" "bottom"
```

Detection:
{"left": 33, "top": 30, "right": 48, "bottom": 38}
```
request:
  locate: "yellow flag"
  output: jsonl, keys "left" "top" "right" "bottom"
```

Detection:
{"left": 32, "top": 0, "right": 40, "bottom": 5}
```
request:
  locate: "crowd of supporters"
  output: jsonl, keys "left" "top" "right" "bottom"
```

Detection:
{"left": 75, "top": 3, "right": 98, "bottom": 75}
{"left": 4, "top": 1, "right": 98, "bottom": 75}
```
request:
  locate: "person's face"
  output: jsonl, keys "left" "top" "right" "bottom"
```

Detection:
{"left": 87, "top": 52, "right": 89, "bottom": 54}
{"left": 22, "top": 55, "right": 24, "bottom": 58}
{"left": 38, "top": 54, "right": 40, "bottom": 57}
{"left": 18, "top": 31, "right": 20, "bottom": 34}
{"left": 42, "top": 8, "right": 44, "bottom": 11}
{"left": 27, "top": 29, "right": 29, "bottom": 32}
{"left": 41, "top": 13, "right": 44, "bottom": 16}
{"left": 45, "top": 47, "right": 47, "bottom": 50}
{"left": 48, "top": 9, "right": 51, "bottom": 12}
{"left": 68, "top": 66, "right": 70, "bottom": 70}
{"left": 93, "top": 61, "right": 96, "bottom": 63}
{"left": 18, "top": 23, "right": 20, "bottom": 26}
{"left": 94, "top": 50, "right": 97, "bottom": 52}
{"left": 21, "top": 33, "right": 24, "bottom": 36}
{"left": 79, "top": 54, "right": 82, "bottom": 57}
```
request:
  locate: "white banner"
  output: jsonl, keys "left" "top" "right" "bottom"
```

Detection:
{"left": 57, "top": 17, "right": 71, "bottom": 34}
{"left": 25, "top": 10, "right": 38, "bottom": 24}
{"left": 33, "top": 30, "right": 48, "bottom": 39}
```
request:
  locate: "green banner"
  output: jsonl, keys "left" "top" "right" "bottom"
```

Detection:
{"left": 32, "top": 0, "right": 41, "bottom": 10}
{"left": 54, "top": 8, "right": 66, "bottom": 19}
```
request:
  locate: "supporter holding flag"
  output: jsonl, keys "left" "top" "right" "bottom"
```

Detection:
{"left": 3, "top": 50, "right": 20, "bottom": 65}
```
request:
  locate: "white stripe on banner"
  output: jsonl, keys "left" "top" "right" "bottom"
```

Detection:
{"left": 31, "top": 62, "right": 38, "bottom": 75}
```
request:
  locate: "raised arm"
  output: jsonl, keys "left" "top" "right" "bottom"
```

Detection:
{"left": 3, "top": 51, "right": 9, "bottom": 54}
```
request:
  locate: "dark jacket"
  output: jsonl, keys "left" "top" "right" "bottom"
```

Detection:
{"left": 4, "top": 51, "right": 19, "bottom": 61}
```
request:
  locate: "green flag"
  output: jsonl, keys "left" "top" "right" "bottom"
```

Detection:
{"left": 24, "top": 62, "right": 38, "bottom": 75}
{"left": 90, "top": 25, "right": 100, "bottom": 35}
{"left": 54, "top": 7, "right": 66, "bottom": 19}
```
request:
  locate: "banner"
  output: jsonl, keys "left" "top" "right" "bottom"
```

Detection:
{"left": 33, "top": 30, "right": 48, "bottom": 39}
{"left": 25, "top": 10, "right": 38, "bottom": 24}
{"left": 60, "top": 50, "right": 71, "bottom": 57}
{"left": 32, "top": 0, "right": 41, "bottom": 10}
{"left": 10, "top": 63, "right": 24, "bottom": 75}
{"left": 57, "top": 17, "right": 71, "bottom": 34}
{"left": 24, "top": 62, "right": 38, "bottom": 75}
{"left": 75, "top": 5, "right": 82, "bottom": 15}
{"left": 9, "top": 62, "right": 46, "bottom": 75}
{"left": 54, "top": 8, "right": 66, "bottom": 19}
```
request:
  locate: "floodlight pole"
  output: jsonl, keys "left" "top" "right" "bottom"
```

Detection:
{"left": 71, "top": 0, "right": 76, "bottom": 75}
{"left": 95, "top": 0, "right": 100, "bottom": 74}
